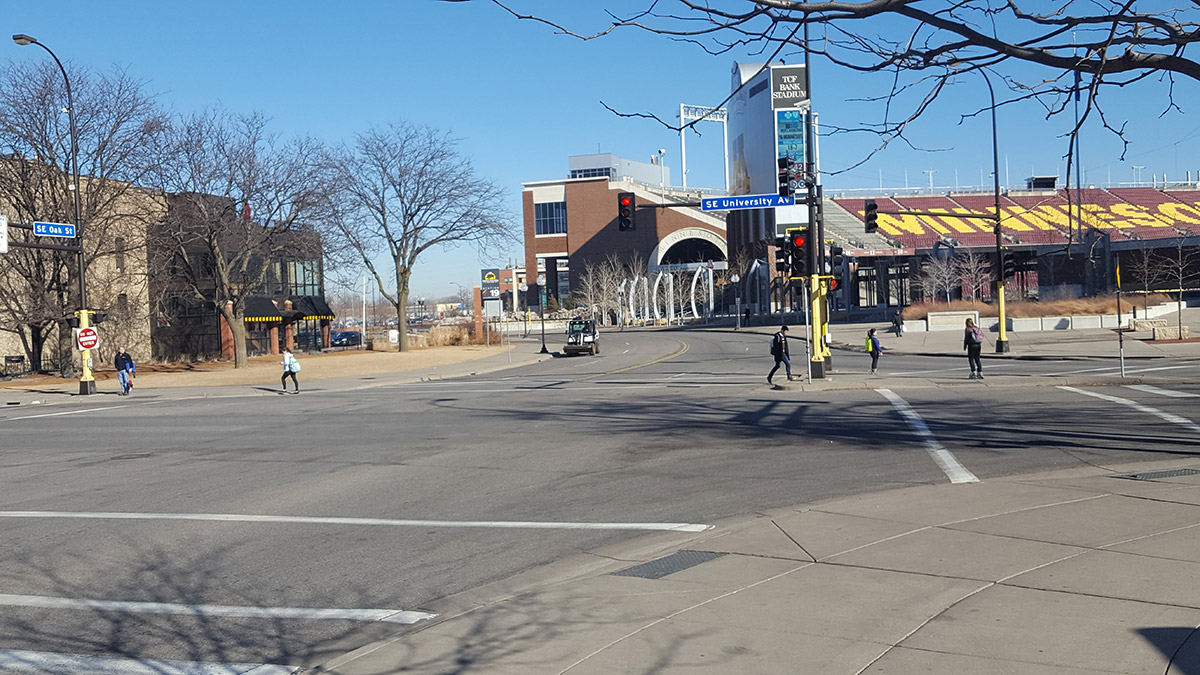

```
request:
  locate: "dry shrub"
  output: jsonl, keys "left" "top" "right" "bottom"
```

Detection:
{"left": 427, "top": 325, "right": 471, "bottom": 346}
{"left": 903, "top": 293, "right": 1175, "bottom": 320}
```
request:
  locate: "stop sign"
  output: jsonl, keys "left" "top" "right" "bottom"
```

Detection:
{"left": 76, "top": 326, "right": 100, "bottom": 351}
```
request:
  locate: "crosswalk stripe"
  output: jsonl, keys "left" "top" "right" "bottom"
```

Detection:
{"left": 0, "top": 593, "right": 436, "bottom": 624}
{"left": 876, "top": 389, "right": 979, "bottom": 484}
{"left": 0, "top": 649, "right": 298, "bottom": 674}
{"left": 0, "top": 510, "right": 712, "bottom": 532}
{"left": 1124, "top": 384, "right": 1200, "bottom": 398}
{"left": 1059, "top": 386, "right": 1200, "bottom": 433}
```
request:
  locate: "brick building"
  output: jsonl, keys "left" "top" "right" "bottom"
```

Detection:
{"left": 521, "top": 154, "right": 728, "bottom": 306}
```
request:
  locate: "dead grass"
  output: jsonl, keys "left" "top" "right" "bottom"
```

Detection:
{"left": 902, "top": 293, "right": 1175, "bottom": 320}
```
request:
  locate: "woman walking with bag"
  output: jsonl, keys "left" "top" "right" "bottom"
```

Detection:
{"left": 280, "top": 348, "right": 301, "bottom": 393}
{"left": 963, "top": 318, "right": 985, "bottom": 379}
{"left": 866, "top": 328, "right": 882, "bottom": 374}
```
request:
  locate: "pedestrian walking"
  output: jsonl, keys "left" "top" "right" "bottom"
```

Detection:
{"left": 866, "top": 328, "right": 882, "bottom": 374}
{"left": 963, "top": 318, "right": 985, "bottom": 379}
{"left": 280, "top": 348, "right": 301, "bottom": 393}
{"left": 767, "top": 325, "right": 793, "bottom": 384}
{"left": 113, "top": 347, "right": 135, "bottom": 395}
{"left": 892, "top": 310, "right": 904, "bottom": 337}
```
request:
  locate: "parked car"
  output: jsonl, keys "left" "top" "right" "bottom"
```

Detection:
{"left": 331, "top": 330, "right": 362, "bottom": 347}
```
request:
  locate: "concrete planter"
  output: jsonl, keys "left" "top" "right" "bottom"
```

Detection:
{"left": 926, "top": 310, "right": 979, "bottom": 331}
{"left": 1010, "top": 317, "right": 1041, "bottom": 332}
{"left": 1042, "top": 316, "right": 1071, "bottom": 330}
{"left": 901, "top": 320, "right": 925, "bottom": 334}
{"left": 1070, "top": 315, "right": 1102, "bottom": 329}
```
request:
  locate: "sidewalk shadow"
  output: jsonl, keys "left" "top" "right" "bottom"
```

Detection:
{"left": 1137, "top": 627, "right": 1200, "bottom": 674}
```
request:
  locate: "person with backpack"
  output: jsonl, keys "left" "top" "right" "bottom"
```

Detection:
{"left": 963, "top": 318, "right": 985, "bottom": 379}
{"left": 113, "top": 347, "right": 135, "bottom": 396}
{"left": 280, "top": 347, "right": 301, "bottom": 393}
{"left": 865, "top": 328, "right": 882, "bottom": 374}
{"left": 767, "top": 325, "right": 793, "bottom": 384}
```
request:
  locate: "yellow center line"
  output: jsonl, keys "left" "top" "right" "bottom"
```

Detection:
{"left": 582, "top": 341, "right": 690, "bottom": 380}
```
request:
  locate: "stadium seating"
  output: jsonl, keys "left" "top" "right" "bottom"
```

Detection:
{"left": 834, "top": 186, "right": 1200, "bottom": 248}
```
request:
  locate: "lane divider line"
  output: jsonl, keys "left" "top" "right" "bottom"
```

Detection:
{"left": 0, "top": 593, "right": 435, "bottom": 624}
{"left": 1058, "top": 386, "right": 1200, "bottom": 433}
{"left": 584, "top": 341, "right": 689, "bottom": 379}
{"left": 0, "top": 648, "right": 299, "bottom": 674}
{"left": 0, "top": 510, "right": 712, "bottom": 532}
{"left": 876, "top": 389, "right": 980, "bottom": 484}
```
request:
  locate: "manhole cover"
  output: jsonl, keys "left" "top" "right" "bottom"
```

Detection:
{"left": 1111, "top": 468, "right": 1200, "bottom": 481}
{"left": 612, "top": 550, "right": 724, "bottom": 580}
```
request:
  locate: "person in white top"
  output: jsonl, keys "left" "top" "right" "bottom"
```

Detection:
{"left": 280, "top": 348, "right": 300, "bottom": 393}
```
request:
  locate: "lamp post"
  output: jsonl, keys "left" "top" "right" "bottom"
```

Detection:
{"left": 977, "top": 68, "right": 1010, "bottom": 353}
{"left": 13, "top": 34, "right": 95, "bottom": 392}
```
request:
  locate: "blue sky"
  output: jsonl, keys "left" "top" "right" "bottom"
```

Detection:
{"left": 6, "top": 1, "right": 1198, "bottom": 299}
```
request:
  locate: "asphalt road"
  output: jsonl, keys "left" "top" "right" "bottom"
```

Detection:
{"left": 1, "top": 328, "right": 1198, "bottom": 672}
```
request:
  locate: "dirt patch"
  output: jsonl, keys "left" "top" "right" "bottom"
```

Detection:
{"left": 0, "top": 345, "right": 510, "bottom": 393}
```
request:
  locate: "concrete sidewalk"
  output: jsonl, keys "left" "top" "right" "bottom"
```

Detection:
{"left": 320, "top": 459, "right": 1200, "bottom": 675}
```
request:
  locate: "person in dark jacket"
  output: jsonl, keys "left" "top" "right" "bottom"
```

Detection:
{"left": 113, "top": 347, "right": 135, "bottom": 395}
{"left": 963, "top": 318, "right": 985, "bottom": 379}
{"left": 866, "top": 328, "right": 882, "bottom": 374}
{"left": 768, "top": 325, "right": 793, "bottom": 384}
{"left": 892, "top": 310, "right": 904, "bottom": 337}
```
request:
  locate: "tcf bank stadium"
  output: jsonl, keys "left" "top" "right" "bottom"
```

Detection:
{"left": 722, "top": 62, "right": 1200, "bottom": 316}
{"left": 821, "top": 180, "right": 1200, "bottom": 312}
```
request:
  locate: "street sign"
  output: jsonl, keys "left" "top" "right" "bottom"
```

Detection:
{"left": 770, "top": 65, "right": 808, "bottom": 110}
{"left": 75, "top": 326, "right": 99, "bottom": 351}
{"left": 701, "top": 194, "right": 794, "bottom": 212}
{"left": 34, "top": 221, "right": 76, "bottom": 238}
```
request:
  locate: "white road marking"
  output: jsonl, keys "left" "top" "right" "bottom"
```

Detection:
{"left": 0, "top": 649, "right": 298, "bottom": 674}
{"left": 0, "top": 511, "right": 712, "bottom": 532}
{"left": 1124, "top": 384, "right": 1199, "bottom": 398}
{"left": 8, "top": 405, "right": 129, "bottom": 420}
{"left": 876, "top": 389, "right": 980, "bottom": 484}
{"left": 0, "top": 593, "right": 434, "bottom": 624}
{"left": 1043, "top": 365, "right": 1123, "bottom": 376}
{"left": 884, "top": 366, "right": 965, "bottom": 376}
{"left": 1058, "top": 386, "right": 1200, "bottom": 433}
{"left": 1115, "top": 364, "right": 1197, "bottom": 375}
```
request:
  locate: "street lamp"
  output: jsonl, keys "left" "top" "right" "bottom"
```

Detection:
{"left": 976, "top": 67, "right": 1010, "bottom": 353}
{"left": 13, "top": 34, "right": 96, "bottom": 392}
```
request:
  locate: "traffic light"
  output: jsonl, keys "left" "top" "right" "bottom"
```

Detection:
{"left": 777, "top": 157, "right": 794, "bottom": 198}
{"left": 774, "top": 236, "right": 789, "bottom": 273}
{"left": 1001, "top": 251, "right": 1017, "bottom": 281}
{"left": 864, "top": 199, "right": 878, "bottom": 233}
{"left": 830, "top": 246, "right": 845, "bottom": 290}
{"left": 786, "top": 227, "right": 809, "bottom": 278}
{"left": 617, "top": 192, "right": 635, "bottom": 231}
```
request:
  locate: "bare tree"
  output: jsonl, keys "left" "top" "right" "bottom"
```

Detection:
{"left": 572, "top": 265, "right": 603, "bottom": 322}
{"left": 956, "top": 250, "right": 991, "bottom": 303}
{"left": 1154, "top": 237, "right": 1200, "bottom": 337}
{"left": 495, "top": 1, "right": 1200, "bottom": 170}
{"left": 918, "top": 253, "right": 958, "bottom": 303}
{"left": 1121, "top": 245, "right": 1164, "bottom": 316}
{"left": 322, "top": 123, "right": 515, "bottom": 351}
{"left": 147, "top": 110, "right": 327, "bottom": 368}
{"left": 0, "top": 61, "right": 166, "bottom": 374}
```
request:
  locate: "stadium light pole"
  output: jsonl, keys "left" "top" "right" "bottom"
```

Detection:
{"left": 977, "top": 67, "right": 1010, "bottom": 353}
{"left": 13, "top": 33, "right": 97, "bottom": 391}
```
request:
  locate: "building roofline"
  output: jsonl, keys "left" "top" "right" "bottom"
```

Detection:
{"left": 522, "top": 176, "right": 610, "bottom": 189}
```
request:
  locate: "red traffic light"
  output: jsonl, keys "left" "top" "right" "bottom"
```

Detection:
{"left": 790, "top": 233, "right": 805, "bottom": 248}
{"left": 620, "top": 195, "right": 632, "bottom": 207}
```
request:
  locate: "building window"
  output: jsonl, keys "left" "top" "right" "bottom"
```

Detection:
{"left": 117, "top": 294, "right": 128, "bottom": 313}
{"left": 535, "top": 201, "right": 567, "bottom": 235}
{"left": 568, "top": 167, "right": 614, "bottom": 180}
{"left": 115, "top": 237, "right": 126, "bottom": 272}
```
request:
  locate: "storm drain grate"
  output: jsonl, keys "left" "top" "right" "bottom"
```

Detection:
{"left": 1112, "top": 468, "right": 1200, "bottom": 481}
{"left": 612, "top": 550, "right": 725, "bottom": 580}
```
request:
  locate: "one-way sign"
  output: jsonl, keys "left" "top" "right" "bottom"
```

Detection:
{"left": 34, "top": 221, "right": 76, "bottom": 238}
{"left": 700, "top": 194, "right": 795, "bottom": 212}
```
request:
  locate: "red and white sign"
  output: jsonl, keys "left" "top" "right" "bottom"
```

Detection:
{"left": 76, "top": 326, "right": 100, "bottom": 351}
